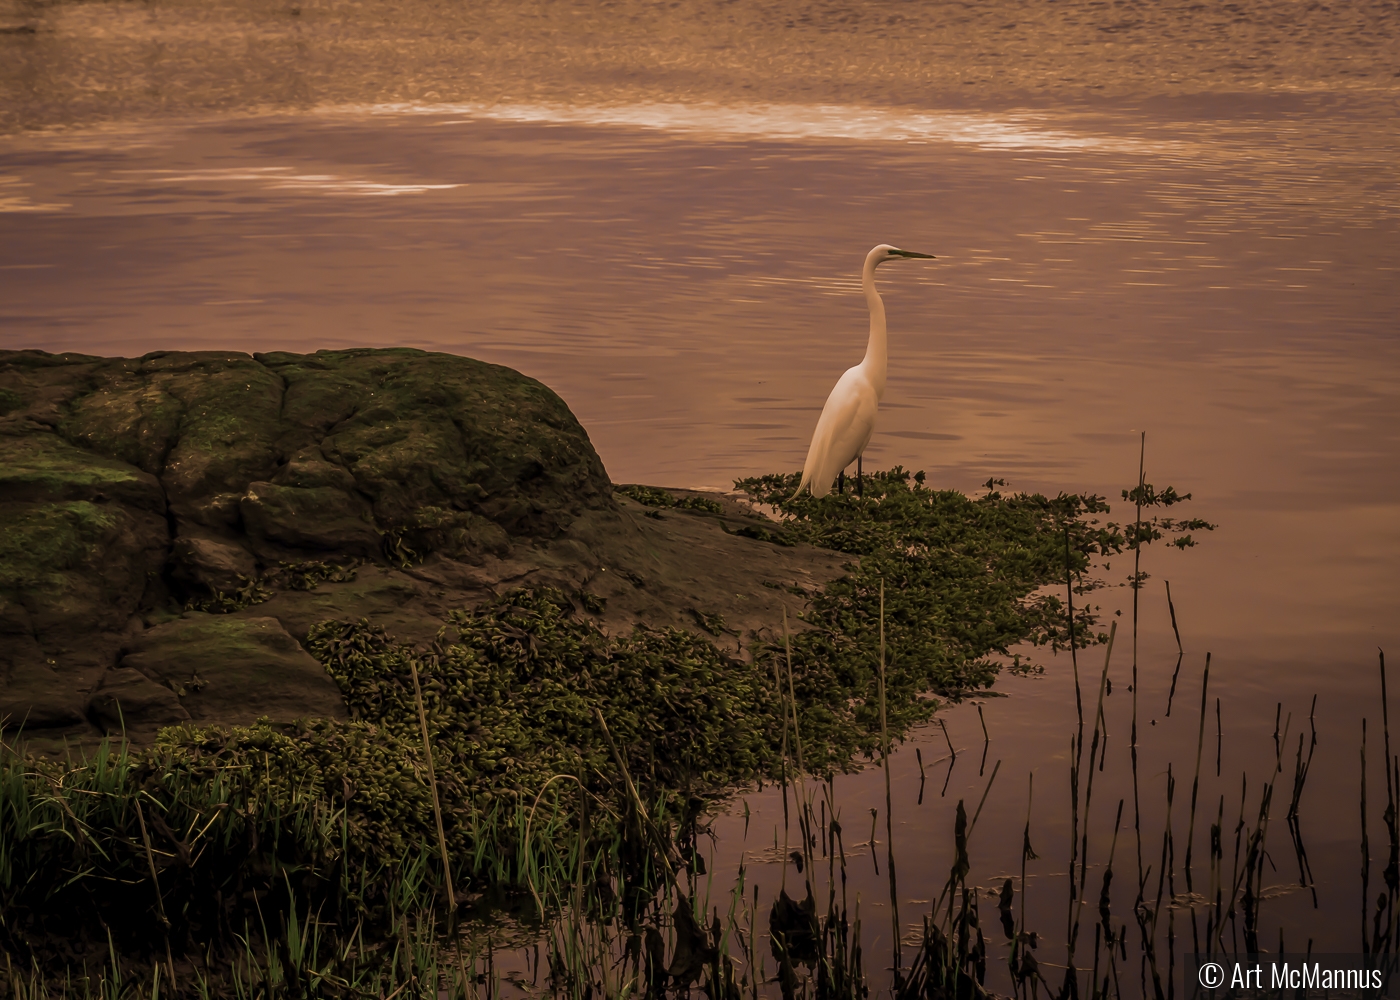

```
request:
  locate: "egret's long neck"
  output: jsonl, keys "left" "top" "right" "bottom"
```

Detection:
{"left": 860, "top": 255, "right": 888, "bottom": 398}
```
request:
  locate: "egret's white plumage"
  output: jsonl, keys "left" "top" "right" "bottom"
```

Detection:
{"left": 796, "top": 244, "right": 935, "bottom": 497}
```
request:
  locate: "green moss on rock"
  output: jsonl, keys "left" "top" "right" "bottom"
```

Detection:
{"left": 0, "top": 433, "right": 164, "bottom": 509}
{"left": 0, "top": 347, "right": 616, "bottom": 742}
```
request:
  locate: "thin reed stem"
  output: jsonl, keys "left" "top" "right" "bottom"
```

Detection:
{"left": 1183, "top": 653, "right": 1211, "bottom": 892}
{"left": 134, "top": 795, "right": 178, "bottom": 992}
{"left": 408, "top": 653, "right": 471, "bottom": 995}
{"left": 878, "top": 579, "right": 901, "bottom": 983}
{"left": 1164, "top": 581, "right": 1183, "bottom": 718}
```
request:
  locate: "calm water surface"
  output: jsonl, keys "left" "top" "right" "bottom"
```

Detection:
{"left": 2, "top": 1, "right": 1398, "bottom": 993}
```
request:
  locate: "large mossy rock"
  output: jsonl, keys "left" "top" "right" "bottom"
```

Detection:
{"left": 0, "top": 348, "right": 614, "bottom": 744}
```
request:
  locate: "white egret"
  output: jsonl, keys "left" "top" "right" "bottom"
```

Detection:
{"left": 796, "top": 244, "right": 935, "bottom": 498}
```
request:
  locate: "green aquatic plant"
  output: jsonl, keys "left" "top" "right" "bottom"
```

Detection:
{"left": 735, "top": 467, "right": 1125, "bottom": 762}
{"left": 616, "top": 484, "right": 676, "bottom": 507}
{"left": 310, "top": 589, "right": 789, "bottom": 798}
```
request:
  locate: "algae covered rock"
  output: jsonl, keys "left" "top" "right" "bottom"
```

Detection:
{"left": 0, "top": 431, "right": 169, "bottom": 732}
{"left": 0, "top": 347, "right": 613, "bottom": 745}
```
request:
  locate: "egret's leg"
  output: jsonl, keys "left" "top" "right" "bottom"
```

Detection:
{"left": 857, "top": 456, "right": 863, "bottom": 497}
{"left": 838, "top": 470, "right": 845, "bottom": 494}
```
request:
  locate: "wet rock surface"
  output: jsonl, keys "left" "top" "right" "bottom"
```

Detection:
{"left": 0, "top": 348, "right": 845, "bottom": 752}
{"left": 117, "top": 615, "right": 349, "bottom": 733}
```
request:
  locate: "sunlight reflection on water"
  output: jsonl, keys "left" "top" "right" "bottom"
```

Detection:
{"left": 358, "top": 100, "right": 1193, "bottom": 156}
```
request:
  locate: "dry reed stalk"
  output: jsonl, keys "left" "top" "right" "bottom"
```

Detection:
{"left": 1380, "top": 650, "right": 1398, "bottom": 950}
{"left": 592, "top": 707, "right": 679, "bottom": 880}
{"left": 1183, "top": 652, "right": 1211, "bottom": 892}
{"left": 1164, "top": 581, "right": 1184, "bottom": 718}
{"left": 940, "top": 718, "right": 957, "bottom": 760}
{"left": 782, "top": 608, "right": 814, "bottom": 814}
{"left": 1091, "top": 799, "right": 1125, "bottom": 1000}
{"left": 935, "top": 759, "right": 1002, "bottom": 921}
{"left": 1065, "top": 528, "right": 1083, "bottom": 734}
{"left": 774, "top": 627, "right": 792, "bottom": 862}
{"left": 1079, "top": 621, "right": 1118, "bottom": 894}
{"left": 1215, "top": 699, "right": 1222, "bottom": 777}
{"left": 1130, "top": 431, "right": 1144, "bottom": 749}
{"left": 1063, "top": 621, "right": 1116, "bottom": 1000}
{"left": 134, "top": 795, "right": 178, "bottom": 992}
{"left": 977, "top": 704, "right": 991, "bottom": 777}
{"left": 407, "top": 654, "right": 471, "bottom": 996}
{"left": 1363, "top": 717, "right": 1371, "bottom": 955}
{"left": 1064, "top": 730, "right": 1081, "bottom": 988}
{"left": 877, "top": 579, "right": 901, "bottom": 982}
{"left": 782, "top": 606, "right": 816, "bottom": 888}
{"left": 967, "top": 758, "right": 1002, "bottom": 840}
{"left": 1015, "top": 773, "right": 1036, "bottom": 1000}
{"left": 1130, "top": 434, "right": 1146, "bottom": 900}
{"left": 1285, "top": 696, "right": 1319, "bottom": 905}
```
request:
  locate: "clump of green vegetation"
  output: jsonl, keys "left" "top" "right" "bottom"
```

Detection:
{"left": 263, "top": 559, "right": 358, "bottom": 592}
{"left": 383, "top": 506, "right": 511, "bottom": 569}
{"left": 184, "top": 573, "right": 273, "bottom": 613}
{"left": 735, "top": 467, "right": 1125, "bottom": 741}
{"left": 616, "top": 484, "right": 724, "bottom": 514}
{"left": 616, "top": 484, "right": 676, "bottom": 507}
{"left": 311, "top": 589, "right": 786, "bottom": 799}
{"left": 383, "top": 525, "right": 418, "bottom": 568}
{"left": 677, "top": 495, "right": 724, "bottom": 513}
{"left": 690, "top": 609, "right": 733, "bottom": 636}
{"left": 184, "top": 560, "right": 358, "bottom": 613}
{"left": 0, "top": 386, "right": 24, "bottom": 415}
{"left": 1121, "top": 482, "right": 1217, "bottom": 559}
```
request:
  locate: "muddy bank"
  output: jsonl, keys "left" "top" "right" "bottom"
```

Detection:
{"left": 0, "top": 347, "right": 847, "bottom": 751}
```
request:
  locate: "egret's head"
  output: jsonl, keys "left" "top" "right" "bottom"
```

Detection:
{"left": 869, "top": 244, "right": 936, "bottom": 267}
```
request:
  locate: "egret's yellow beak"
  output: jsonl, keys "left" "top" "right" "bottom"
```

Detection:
{"left": 889, "top": 249, "right": 936, "bottom": 259}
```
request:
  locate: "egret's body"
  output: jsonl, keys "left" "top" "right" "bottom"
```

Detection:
{"left": 796, "top": 244, "right": 934, "bottom": 497}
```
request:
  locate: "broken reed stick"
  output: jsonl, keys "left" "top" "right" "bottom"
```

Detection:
{"left": 940, "top": 717, "right": 957, "bottom": 760}
{"left": 1164, "top": 580, "right": 1184, "bottom": 718}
